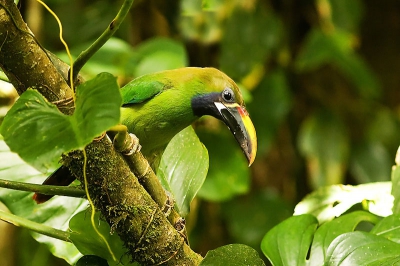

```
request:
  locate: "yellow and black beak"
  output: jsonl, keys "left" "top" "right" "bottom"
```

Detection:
{"left": 214, "top": 102, "right": 257, "bottom": 166}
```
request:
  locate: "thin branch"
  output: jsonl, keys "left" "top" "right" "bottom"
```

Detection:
{"left": 0, "top": 210, "right": 71, "bottom": 242}
{"left": 72, "top": 0, "right": 134, "bottom": 81}
{"left": 0, "top": 178, "right": 86, "bottom": 198}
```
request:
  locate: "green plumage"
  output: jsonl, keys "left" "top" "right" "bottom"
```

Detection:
{"left": 120, "top": 67, "right": 244, "bottom": 164}
{"left": 33, "top": 67, "right": 256, "bottom": 204}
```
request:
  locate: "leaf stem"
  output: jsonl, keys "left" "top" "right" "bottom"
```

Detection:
{"left": 0, "top": 178, "right": 86, "bottom": 198}
{"left": 72, "top": 0, "right": 134, "bottom": 81}
{"left": 0, "top": 210, "right": 70, "bottom": 242}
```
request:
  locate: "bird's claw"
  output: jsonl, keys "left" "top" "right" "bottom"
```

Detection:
{"left": 162, "top": 190, "right": 174, "bottom": 217}
{"left": 123, "top": 133, "right": 142, "bottom": 155}
{"left": 116, "top": 133, "right": 142, "bottom": 155}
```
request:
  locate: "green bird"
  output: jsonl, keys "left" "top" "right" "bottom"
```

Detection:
{"left": 33, "top": 67, "right": 257, "bottom": 203}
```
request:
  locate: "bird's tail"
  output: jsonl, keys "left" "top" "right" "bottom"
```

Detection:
{"left": 33, "top": 166, "right": 76, "bottom": 204}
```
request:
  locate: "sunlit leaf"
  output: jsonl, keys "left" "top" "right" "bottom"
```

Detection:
{"left": 325, "top": 231, "right": 400, "bottom": 265}
{"left": 158, "top": 126, "right": 209, "bottom": 216}
{"left": 298, "top": 111, "right": 349, "bottom": 188}
{"left": 0, "top": 73, "right": 121, "bottom": 173}
{"left": 200, "top": 244, "right": 265, "bottom": 266}
{"left": 0, "top": 136, "right": 87, "bottom": 264}
{"left": 294, "top": 183, "right": 393, "bottom": 223}
{"left": 261, "top": 214, "right": 318, "bottom": 266}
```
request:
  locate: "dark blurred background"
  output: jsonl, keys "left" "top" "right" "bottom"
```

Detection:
{"left": 1, "top": 0, "right": 400, "bottom": 265}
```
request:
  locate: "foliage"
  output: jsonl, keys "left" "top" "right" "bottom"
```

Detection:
{"left": 1, "top": 0, "right": 400, "bottom": 265}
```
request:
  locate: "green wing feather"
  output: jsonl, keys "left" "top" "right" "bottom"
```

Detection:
{"left": 120, "top": 77, "right": 165, "bottom": 105}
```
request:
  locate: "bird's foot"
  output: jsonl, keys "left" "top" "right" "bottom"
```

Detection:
{"left": 113, "top": 131, "right": 142, "bottom": 155}
{"left": 161, "top": 190, "right": 174, "bottom": 217}
{"left": 123, "top": 133, "right": 142, "bottom": 155}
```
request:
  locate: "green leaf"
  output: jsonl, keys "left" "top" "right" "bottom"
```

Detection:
{"left": 298, "top": 111, "right": 349, "bottom": 189}
{"left": 134, "top": 37, "right": 188, "bottom": 76}
{"left": 324, "top": 231, "right": 400, "bottom": 265}
{"left": 294, "top": 183, "right": 393, "bottom": 223}
{"left": 200, "top": 244, "right": 265, "bottom": 266}
{"left": 0, "top": 136, "right": 87, "bottom": 264}
{"left": 0, "top": 73, "right": 121, "bottom": 172}
{"left": 350, "top": 141, "right": 392, "bottom": 183}
{"left": 295, "top": 29, "right": 380, "bottom": 99}
{"left": 201, "top": 0, "right": 223, "bottom": 11}
{"left": 197, "top": 129, "right": 250, "bottom": 201}
{"left": 261, "top": 214, "right": 318, "bottom": 266}
{"left": 371, "top": 214, "right": 400, "bottom": 243}
{"left": 310, "top": 211, "right": 380, "bottom": 266}
{"left": 247, "top": 69, "right": 292, "bottom": 153}
{"left": 76, "top": 255, "right": 109, "bottom": 266}
{"left": 58, "top": 38, "right": 136, "bottom": 79}
{"left": 69, "top": 210, "right": 133, "bottom": 266}
{"left": 219, "top": 6, "right": 282, "bottom": 79}
{"left": 328, "top": 0, "right": 364, "bottom": 32}
{"left": 157, "top": 126, "right": 209, "bottom": 216}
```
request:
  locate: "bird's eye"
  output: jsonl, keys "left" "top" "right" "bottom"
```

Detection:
{"left": 222, "top": 88, "right": 234, "bottom": 102}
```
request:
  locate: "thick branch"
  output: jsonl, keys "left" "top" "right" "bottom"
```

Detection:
{"left": 0, "top": 0, "right": 73, "bottom": 103}
{"left": 64, "top": 138, "right": 202, "bottom": 265}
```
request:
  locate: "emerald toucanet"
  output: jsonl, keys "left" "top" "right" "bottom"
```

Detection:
{"left": 33, "top": 67, "right": 257, "bottom": 203}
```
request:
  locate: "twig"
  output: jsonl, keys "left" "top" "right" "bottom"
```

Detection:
{"left": 0, "top": 210, "right": 71, "bottom": 242}
{"left": 72, "top": 0, "right": 134, "bottom": 82}
{"left": 0, "top": 178, "right": 86, "bottom": 198}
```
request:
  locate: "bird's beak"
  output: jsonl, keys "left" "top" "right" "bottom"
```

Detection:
{"left": 214, "top": 102, "right": 257, "bottom": 166}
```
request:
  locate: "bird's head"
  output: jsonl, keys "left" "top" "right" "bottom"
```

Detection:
{"left": 190, "top": 68, "right": 257, "bottom": 166}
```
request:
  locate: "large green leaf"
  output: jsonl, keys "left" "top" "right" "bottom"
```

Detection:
{"left": 0, "top": 73, "right": 121, "bottom": 173}
{"left": 197, "top": 129, "right": 250, "bottom": 201}
{"left": 324, "top": 231, "right": 400, "bottom": 265}
{"left": 0, "top": 136, "right": 87, "bottom": 264}
{"left": 261, "top": 211, "right": 382, "bottom": 266}
{"left": 158, "top": 126, "right": 209, "bottom": 216}
{"left": 298, "top": 111, "right": 349, "bottom": 189}
{"left": 294, "top": 183, "right": 392, "bottom": 223}
{"left": 200, "top": 244, "right": 265, "bottom": 266}
{"left": 309, "top": 211, "right": 380, "bottom": 266}
{"left": 69, "top": 210, "right": 135, "bottom": 266}
{"left": 261, "top": 214, "right": 318, "bottom": 266}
